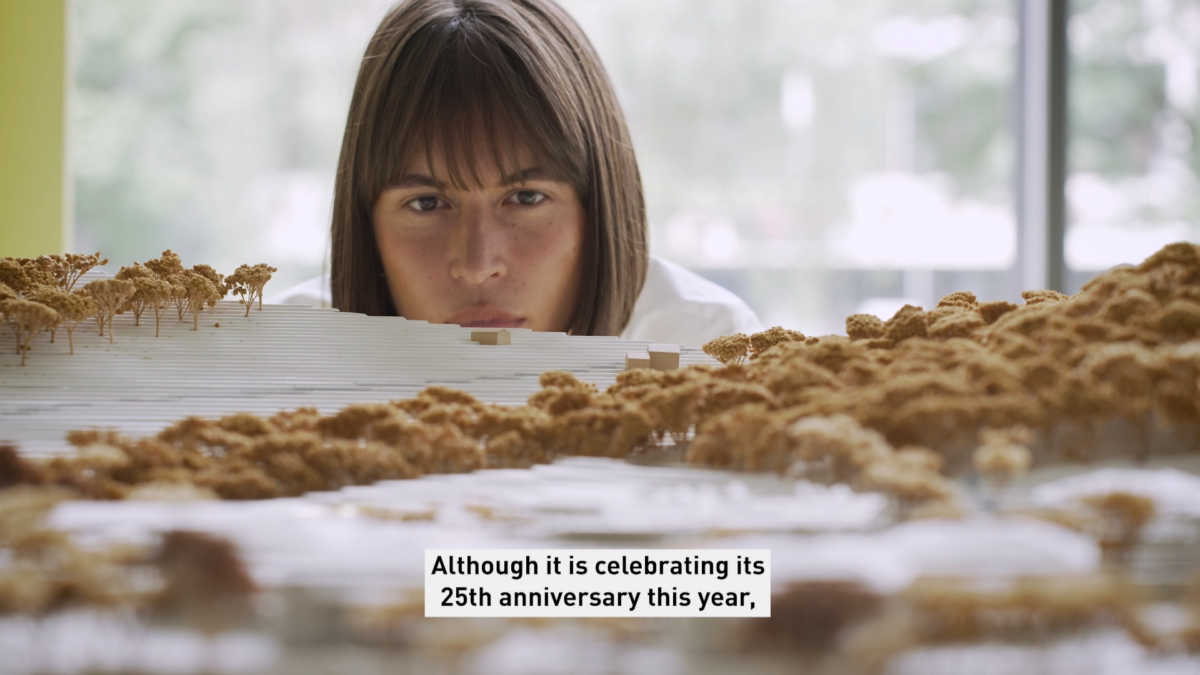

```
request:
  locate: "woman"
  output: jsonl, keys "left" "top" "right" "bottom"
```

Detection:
{"left": 274, "top": 0, "right": 763, "bottom": 347}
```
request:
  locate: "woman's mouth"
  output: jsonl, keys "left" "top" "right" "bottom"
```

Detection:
{"left": 445, "top": 308, "right": 527, "bottom": 329}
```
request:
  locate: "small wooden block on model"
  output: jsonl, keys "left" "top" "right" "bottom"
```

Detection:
{"left": 625, "top": 352, "right": 652, "bottom": 370}
{"left": 648, "top": 344, "right": 681, "bottom": 371}
{"left": 471, "top": 328, "right": 511, "bottom": 345}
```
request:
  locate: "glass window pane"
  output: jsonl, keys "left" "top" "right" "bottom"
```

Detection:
{"left": 1067, "top": 0, "right": 1200, "bottom": 291}
{"left": 561, "top": 0, "right": 1016, "bottom": 333}
{"left": 71, "top": 0, "right": 396, "bottom": 291}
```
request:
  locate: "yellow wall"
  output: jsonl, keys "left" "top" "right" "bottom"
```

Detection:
{"left": 0, "top": 0, "right": 67, "bottom": 257}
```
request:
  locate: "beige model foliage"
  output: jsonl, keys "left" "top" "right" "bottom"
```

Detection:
{"left": 0, "top": 485, "right": 148, "bottom": 613}
{"left": 133, "top": 276, "right": 175, "bottom": 337}
{"left": 703, "top": 333, "right": 751, "bottom": 364}
{"left": 151, "top": 530, "right": 257, "bottom": 638}
{"left": 973, "top": 426, "right": 1033, "bottom": 482}
{"left": 1, "top": 299, "right": 59, "bottom": 366}
{"left": 0, "top": 260, "right": 31, "bottom": 294}
{"left": 1081, "top": 491, "right": 1157, "bottom": 563}
{"left": 749, "top": 326, "right": 807, "bottom": 359}
{"left": 114, "top": 263, "right": 155, "bottom": 326}
{"left": 846, "top": 313, "right": 886, "bottom": 340}
{"left": 143, "top": 250, "right": 184, "bottom": 280}
{"left": 884, "top": 304, "right": 928, "bottom": 342}
{"left": 0, "top": 284, "right": 14, "bottom": 337}
{"left": 979, "top": 299, "right": 1019, "bottom": 324}
{"left": 1022, "top": 289, "right": 1070, "bottom": 305}
{"left": 0, "top": 483, "right": 260, "bottom": 617}
{"left": 190, "top": 264, "right": 226, "bottom": 296}
{"left": 167, "top": 274, "right": 189, "bottom": 321}
{"left": 83, "top": 278, "right": 136, "bottom": 344}
{"left": 225, "top": 263, "right": 278, "bottom": 317}
{"left": 28, "top": 287, "right": 96, "bottom": 354}
{"left": 25, "top": 287, "right": 64, "bottom": 343}
{"left": 841, "top": 574, "right": 1137, "bottom": 658}
{"left": 178, "top": 270, "right": 223, "bottom": 331}
{"left": 3, "top": 249, "right": 275, "bottom": 361}
{"left": 43, "top": 252, "right": 108, "bottom": 291}
{"left": 0, "top": 283, "right": 16, "bottom": 345}
{"left": 11, "top": 257, "right": 59, "bottom": 291}
{"left": 143, "top": 250, "right": 188, "bottom": 320}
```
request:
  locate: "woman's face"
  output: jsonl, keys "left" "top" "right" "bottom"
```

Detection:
{"left": 372, "top": 144, "right": 585, "bottom": 331}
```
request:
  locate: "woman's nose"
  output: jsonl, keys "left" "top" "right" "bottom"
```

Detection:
{"left": 449, "top": 202, "right": 507, "bottom": 285}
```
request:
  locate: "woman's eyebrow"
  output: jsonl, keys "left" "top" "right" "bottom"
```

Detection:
{"left": 500, "top": 167, "right": 545, "bottom": 185}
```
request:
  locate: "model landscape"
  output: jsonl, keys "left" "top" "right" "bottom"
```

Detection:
{"left": 1, "top": 243, "right": 1199, "bottom": 674}
{"left": 0, "top": 250, "right": 276, "bottom": 363}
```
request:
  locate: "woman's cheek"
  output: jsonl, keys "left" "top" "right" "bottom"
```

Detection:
{"left": 377, "top": 222, "right": 445, "bottom": 316}
{"left": 520, "top": 211, "right": 581, "bottom": 261}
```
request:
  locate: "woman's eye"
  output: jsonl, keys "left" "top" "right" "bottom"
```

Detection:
{"left": 407, "top": 196, "right": 443, "bottom": 212}
{"left": 510, "top": 190, "right": 545, "bottom": 206}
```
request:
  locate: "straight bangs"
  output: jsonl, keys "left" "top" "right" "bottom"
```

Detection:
{"left": 364, "top": 12, "right": 588, "bottom": 205}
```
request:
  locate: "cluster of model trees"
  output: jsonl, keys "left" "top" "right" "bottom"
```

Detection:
{"left": 0, "top": 251, "right": 276, "bottom": 366}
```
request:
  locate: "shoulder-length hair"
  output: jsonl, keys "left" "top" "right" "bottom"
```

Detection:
{"left": 331, "top": 0, "right": 648, "bottom": 336}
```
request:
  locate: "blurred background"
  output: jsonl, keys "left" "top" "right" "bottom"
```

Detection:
{"left": 19, "top": 0, "right": 1200, "bottom": 334}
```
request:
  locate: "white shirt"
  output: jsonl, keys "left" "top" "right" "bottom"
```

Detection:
{"left": 268, "top": 256, "right": 763, "bottom": 348}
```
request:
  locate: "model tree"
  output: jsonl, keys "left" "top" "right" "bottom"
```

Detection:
{"left": 973, "top": 427, "right": 1034, "bottom": 509}
{"left": 190, "top": 264, "right": 225, "bottom": 293}
{"left": 113, "top": 261, "right": 150, "bottom": 324}
{"left": 224, "top": 263, "right": 278, "bottom": 317}
{"left": 58, "top": 293, "right": 97, "bottom": 356}
{"left": 84, "top": 278, "right": 136, "bottom": 344}
{"left": 190, "top": 264, "right": 228, "bottom": 319}
{"left": 0, "top": 283, "right": 14, "bottom": 349}
{"left": 143, "top": 250, "right": 184, "bottom": 280}
{"left": 28, "top": 287, "right": 97, "bottom": 355}
{"left": 1, "top": 299, "right": 60, "bottom": 366}
{"left": 15, "top": 257, "right": 58, "bottom": 288}
{"left": 749, "top": 326, "right": 806, "bottom": 357}
{"left": 179, "top": 271, "right": 223, "bottom": 331}
{"left": 166, "top": 274, "right": 188, "bottom": 321}
{"left": 133, "top": 276, "right": 174, "bottom": 337}
{"left": 1082, "top": 492, "right": 1157, "bottom": 565}
{"left": 27, "top": 287, "right": 66, "bottom": 343}
{"left": 0, "top": 260, "right": 31, "bottom": 295}
{"left": 1, "top": 250, "right": 279, "bottom": 360}
{"left": 702, "top": 333, "right": 751, "bottom": 365}
{"left": 44, "top": 252, "right": 108, "bottom": 291}
{"left": 144, "top": 251, "right": 188, "bottom": 322}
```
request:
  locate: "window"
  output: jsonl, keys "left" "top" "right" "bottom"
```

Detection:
{"left": 561, "top": 0, "right": 1016, "bottom": 333}
{"left": 1066, "top": 0, "right": 1200, "bottom": 290}
{"left": 72, "top": 1, "right": 394, "bottom": 291}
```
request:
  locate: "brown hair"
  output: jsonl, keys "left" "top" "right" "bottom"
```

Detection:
{"left": 330, "top": 0, "right": 648, "bottom": 335}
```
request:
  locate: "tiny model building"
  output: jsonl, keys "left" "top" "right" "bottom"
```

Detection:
{"left": 648, "top": 343, "right": 681, "bottom": 370}
{"left": 625, "top": 351, "right": 652, "bottom": 370}
{"left": 625, "top": 344, "right": 681, "bottom": 371}
{"left": 470, "top": 328, "right": 511, "bottom": 345}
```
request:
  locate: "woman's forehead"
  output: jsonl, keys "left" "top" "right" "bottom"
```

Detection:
{"left": 405, "top": 139, "right": 535, "bottom": 175}
{"left": 399, "top": 139, "right": 568, "bottom": 189}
